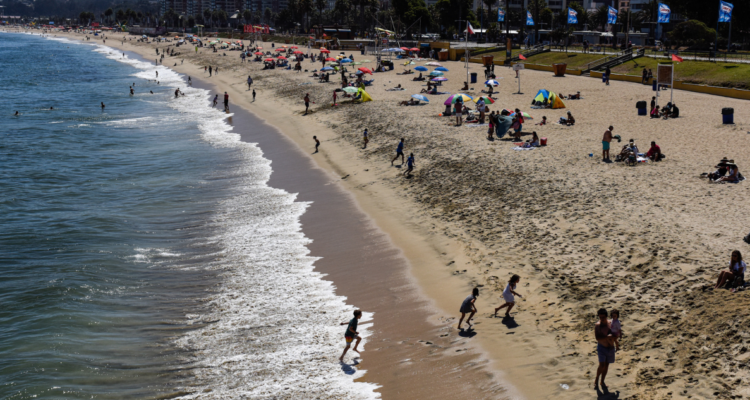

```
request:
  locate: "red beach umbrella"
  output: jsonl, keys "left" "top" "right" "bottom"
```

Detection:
{"left": 264, "top": 58, "right": 274, "bottom": 62}
{"left": 400, "top": 47, "right": 409, "bottom": 51}
{"left": 290, "top": 46, "right": 298, "bottom": 49}
{"left": 358, "top": 67, "right": 373, "bottom": 75}
{"left": 320, "top": 49, "right": 330, "bottom": 53}
{"left": 277, "top": 55, "right": 287, "bottom": 60}
{"left": 293, "top": 50, "right": 303, "bottom": 54}
{"left": 275, "top": 48, "right": 284, "bottom": 52}
{"left": 410, "top": 47, "right": 419, "bottom": 51}
{"left": 325, "top": 57, "right": 337, "bottom": 61}
{"left": 254, "top": 51, "right": 263, "bottom": 55}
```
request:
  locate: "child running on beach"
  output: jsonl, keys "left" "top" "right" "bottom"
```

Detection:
{"left": 404, "top": 153, "right": 415, "bottom": 176}
{"left": 610, "top": 309, "right": 622, "bottom": 351}
{"left": 458, "top": 287, "right": 479, "bottom": 330}
{"left": 494, "top": 274, "right": 522, "bottom": 317}
{"left": 313, "top": 136, "right": 320, "bottom": 153}
{"left": 212, "top": 94, "right": 218, "bottom": 107}
{"left": 339, "top": 310, "right": 362, "bottom": 362}
{"left": 362, "top": 129, "right": 369, "bottom": 149}
{"left": 391, "top": 138, "right": 405, "bottom": 165}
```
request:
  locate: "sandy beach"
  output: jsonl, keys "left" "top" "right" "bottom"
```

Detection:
{"left": 32, "top": 28, "right": 750, "bottom": 400}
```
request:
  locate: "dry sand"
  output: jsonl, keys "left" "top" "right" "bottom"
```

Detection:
{"left": 37, "top": 29, "right": 750, "bottom": 400}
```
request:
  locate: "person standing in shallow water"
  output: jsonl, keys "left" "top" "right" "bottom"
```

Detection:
{"left": 339, "top": 310, "right": 362, "bottom": 362}
{"left": 457, "top": 287, "right": 478, "bottom": 330}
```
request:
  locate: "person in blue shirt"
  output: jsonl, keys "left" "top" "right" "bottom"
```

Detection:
{"left": 391, "top": 138, "right": 405, "bottom": 166}
{"left": 404, "top": 153, "right": 415, "bottom": 176}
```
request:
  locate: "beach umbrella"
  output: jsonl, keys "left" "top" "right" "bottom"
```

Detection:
{"left": 426, "top": 62, "right": 442, "bottom": 67}
{"left": 429, "top": 71, "right": 444, "bottom": 77}
{"left": 435, "top": 67, "right": 449, "bottom": 72}
{"left": 341, "top": 58, "right": 352, "bottom": 63}
{"left": 275, "top": 48, "right": 284, "bottom": 52}
{"left": 277, "top": 55, "right": 287, "bottom": 60}
{"left": 355, "top": 70, "right": 364, "bottom": 75}
{"left": 473, "top": 96, "right": 495, "bottom": 104}
{"left": 362, "top": 59, "right": 371, "bottom": 63}
{"left": 320, "top": 49, "right": 330, "bottom": 53}
{"left": 510, "top": 111, "right": 534, "bottom": 119}
{"left": 352, "top": 62, "right": 363, "bottom": 65}
{"left": 415, "top": 66, "right": 428, "bottom": 71}
{"left": 282, "top": 45, "right": 288, "bottom": 48}
{"left": 321, "top": 66, "right": 334, "bottom": 71}
{"left": 358, "top": 67, "right": 373, "bottom": 74}
{"left": 431, "top": 77, "right": 448, "bottom": 82}
{"left": 254, "top": 51, "right": 263, "bottom": 55}
{"left": 342, "top": 87, "right": 359, "bottom": 94}
{"left": 264, "top": 58, "right": 275, "bottom": 62}
{"left": 410, "top": 47, "right": 419, "bottom": 51}
{"left": 290, "top": 46, "right": 298, "bottom": 49}
{"left": 325, "top": 57, "right": 337, "bottom": 61}
{"left": 444, "top": 93, "right": 474, "bottom": 105}
{"left": 256, "top": 46, "right": 263, "bottom": 49}
{"left": 412, "top": 94, "right": 429, "bottom": 102}
{"left": 485, "top": 79, "right": 500, "bottom": 86}
{"left": 293, "top": 50, "right": 303, "bottom": 54}
{"left": 403, "top": 61, "right": 415, "bottom": 66}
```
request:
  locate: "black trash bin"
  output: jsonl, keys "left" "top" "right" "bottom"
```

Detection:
{"left": 470, "top": 72, "right": 477, "bottom": 83}
{"left": 636, "top": 101, "right": 647, "bottom": 116}
{"left": 722, "top": 108, "right": 734, "bottom": 124}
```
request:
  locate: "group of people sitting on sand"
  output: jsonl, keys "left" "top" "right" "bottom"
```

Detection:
{"left": 420, "top": 81, "right": 439, "bottom": 94}
{"left": 558, "top": 111, "right": 575, "bottom": 126}
{"left": 702, "top": 157, "right": 743, "bottom": 183}
{"left": 650, "top": 98, "right": 679, "bottom": 119}
{"left": 614, "top": 139, "right": 664, "bottom": 165}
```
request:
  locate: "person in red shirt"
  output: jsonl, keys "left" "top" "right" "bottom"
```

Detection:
{"left": 646, "top": 141, "right": 662, "bottom": 161}
{"left": 223, "top": 92, "right": 229, "bottom": 111}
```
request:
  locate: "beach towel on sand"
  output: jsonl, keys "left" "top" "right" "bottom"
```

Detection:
{"left": 513, "top": 146, "right": 535, "bottom": 151}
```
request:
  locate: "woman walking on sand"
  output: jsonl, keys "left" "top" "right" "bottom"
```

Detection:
{"left": 494, "top": 275, "right": 522, "bottom": 317}
{"left": 458, "top": 287, "right": 479, "bottom": 330}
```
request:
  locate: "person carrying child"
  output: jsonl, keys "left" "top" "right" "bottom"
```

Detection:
{"left": 494, "top": 275, "right": 522, "bottom": 317}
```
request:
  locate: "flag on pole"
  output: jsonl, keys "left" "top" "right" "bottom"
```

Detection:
{"left": 467, "top": 23, "right": 475, "bottom": 35}
{"left": 567, "top": 8, "right": 578, "bottom": 24}
{"left": 671, "top": 54, "right": 683, "bottom": 62}
{"left": 657, "top": 3, "right": 671, "bottom": 23}
{"left": 526, "top": 11, "right": 534, "bottom": 26}
{"left": 497, "top": 9, "right": 505, "bottom": 22}
{"left": 607, "top": 6, "right": 618, "bottom": 24}
{"left": 519, "top": 54, "right": 526, "bottom": 60}
{"left": 719, "top": 1, "right": 734, "bottom": 23}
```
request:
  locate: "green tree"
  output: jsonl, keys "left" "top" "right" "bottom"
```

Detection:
{"left": 527, "top": 0, "right": 546, "bottom": 45}
{"left": 316, "top": 0, "right": 327, "bottom": 25}
{"left": 668, "top": 19, "right": 716, "bottom": 47}
{"left": 104, "top": 8, "right": 113, "bottom": 25}
{"left": 263, "top": 7, "right": 273, "bottom": 24}
{"left": 590, "top": 5, "right": 608, "bottom": 31}
{"left": 299, "top": 0, "right": 313, "bottom": 31}
{"left": 333, "top": 0, "right": 351, "bottom": 24}
{"left": 203, "top": 8, "right": 212, "bottom": 27}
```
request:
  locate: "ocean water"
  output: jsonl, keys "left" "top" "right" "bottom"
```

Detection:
{"left": 0, "top": 32, "right": 377, "bottom": 399}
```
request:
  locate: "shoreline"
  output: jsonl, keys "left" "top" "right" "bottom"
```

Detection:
{"left": 27, "top": 30, "right": 522, "bottom": 398}
{"left": 18, "top": 27, "right": 750, "bottom": 400}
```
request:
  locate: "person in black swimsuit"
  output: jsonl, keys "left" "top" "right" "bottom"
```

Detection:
{"left": 595, "top": 308, "right": 616, "bottom": 388}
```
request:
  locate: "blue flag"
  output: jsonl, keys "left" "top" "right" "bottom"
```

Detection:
{"left": 719, "top": 1, "right": 734, "bottom": 22}
{"left": 657, "top": 3, "right": 670, "bottom": 23}
{"left": 567, "top": 8, "right": 578, "bottom": 24}
{"left": 526, "top": 11, "right": 534, "bottom": 26}
{"left": 607, "top": 6, "right": 618, "bottom": 24}
{"left": 497, "top": 9, "right": 505, "bottom": 22}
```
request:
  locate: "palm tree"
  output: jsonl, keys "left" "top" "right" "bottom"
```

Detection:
{"left": 104, "top": 8, "right": 113, "bottom": 25}
{"left": 590, "top": 5, "right": 608, "bottom": 31}
{"left": 316, "top": 0, "right": 327, "bottom": 26}
{"left": 203, "top": 9, "right": 212, "bottom": 28}
{"left": 528, "top": 0, "right": 546, "bottom": 45}
{"left": 482, "top": 0, "right": 495, "bottom": 41}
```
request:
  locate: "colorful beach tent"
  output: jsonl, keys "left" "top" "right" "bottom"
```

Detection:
{"left": 356, "top": 88, "right": 373, "bottom": 102}
{"left": 532, "top": 89, "right": 566, "bottom": 109}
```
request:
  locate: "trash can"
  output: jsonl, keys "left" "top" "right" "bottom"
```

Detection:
{"left": 723, "top": 107, "right": 734, "bottom": 124}
{"left": 470, "top": 72, "right": 477, "bottom": 83}
{"left": 388, "top": 64, "right": 394, "bottom": 71}
{"left": 636, "top": 100, "right": 647, "bottom": 116}
{"left": 552, "top": 63, "right": 567, "bottom": 77}
{"left": 652, "top": 80, "right": 657, "bottom": 91}
{"left": 360, "top": 49, "right": 365, "bottom": 55}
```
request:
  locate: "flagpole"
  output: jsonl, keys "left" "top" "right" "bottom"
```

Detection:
{"left": 715, "top": 0, "right": 720, "bottom": 62}
{"left": 465, "top": 22, "right": 469, "bottom": 91}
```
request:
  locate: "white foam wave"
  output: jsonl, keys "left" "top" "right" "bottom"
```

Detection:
{"left": 90, "top": 42, "right": 379, "bottom": 398}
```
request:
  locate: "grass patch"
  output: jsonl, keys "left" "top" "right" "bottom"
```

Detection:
{"left": 478, "top": 50, "right": 604, "bottom": 69}
{"left": 611, "top": 58, "right": 750, "bottom": 89}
